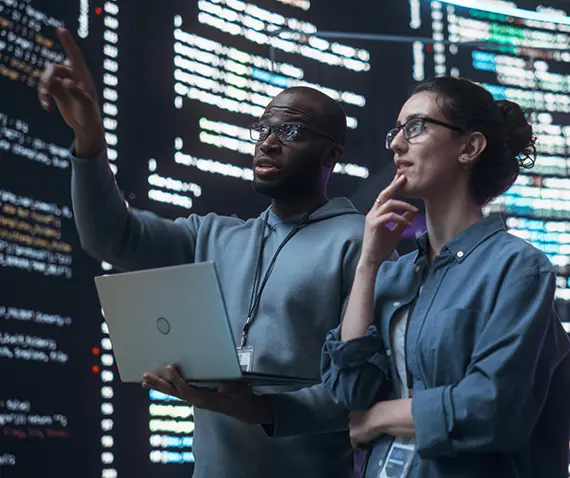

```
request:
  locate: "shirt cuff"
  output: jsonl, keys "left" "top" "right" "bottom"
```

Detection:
{"left": 412, "top": 385, "right": 453, "bottom": 458}
{"left": 68, "top": 143, "right": 107, "bottom": 162}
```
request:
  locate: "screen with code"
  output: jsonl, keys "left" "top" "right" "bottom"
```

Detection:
{"left": 0, "top": 1, "right": 569, "bottom": 477}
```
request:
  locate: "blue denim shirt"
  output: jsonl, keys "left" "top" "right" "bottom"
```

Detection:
{"left": 322, "top": 215, "right": 570, "bottom": 478}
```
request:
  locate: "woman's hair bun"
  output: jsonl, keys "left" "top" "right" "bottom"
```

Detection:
{"left": 495, "top": 99, "right": 536, "bottom": 169}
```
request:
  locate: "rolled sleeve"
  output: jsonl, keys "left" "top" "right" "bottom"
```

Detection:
{"left": 412, "top": 269, "right": 569, "bottom": 458}
{"left": 321, "top": 324, "right": 391, "bottom": 411}
{"left": 411, "top": 385, "right": 452, "bottom": 456}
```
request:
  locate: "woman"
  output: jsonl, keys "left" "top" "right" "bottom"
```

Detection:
{"left": 321, "top": 76, "right": 570, "bottom": 478}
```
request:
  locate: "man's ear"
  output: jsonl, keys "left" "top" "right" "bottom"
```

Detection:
{"left": 324, "top": 143, "right": 344, "bottom": 169}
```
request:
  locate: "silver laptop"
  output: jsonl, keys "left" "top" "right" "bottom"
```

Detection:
{"left": 94, "top": 261, "right": 318, "bottom": 387}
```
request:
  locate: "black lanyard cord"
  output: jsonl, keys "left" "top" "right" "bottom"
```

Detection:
{"left": 245, "top": 211, "right": 271, "bottom": 328}
{"left": 240, "top": 207, "right": 317, "bottom": 347}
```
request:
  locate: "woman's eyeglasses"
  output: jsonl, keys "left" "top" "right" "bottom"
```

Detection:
{"left": 385, "top": 116, "right": 464, "bottom": 149}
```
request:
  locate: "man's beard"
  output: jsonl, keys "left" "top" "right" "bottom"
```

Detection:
{"left": 253, "top": 163, "right": 321, "bottom": 200}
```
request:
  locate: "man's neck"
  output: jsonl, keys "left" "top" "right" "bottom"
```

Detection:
{"left": 270, "top": 194, "right": 328, "bottom": 220}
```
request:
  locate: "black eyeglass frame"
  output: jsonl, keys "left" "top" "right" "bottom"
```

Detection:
{"left": 250, "top": 122, "right": 338, "bottom": 144}
{"left": 385, "top": 116, "right": 464, "bottom": 150}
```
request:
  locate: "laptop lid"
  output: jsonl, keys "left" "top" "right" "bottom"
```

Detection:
{"left": 94, "top": 261, "right": 243, "bottom": 383}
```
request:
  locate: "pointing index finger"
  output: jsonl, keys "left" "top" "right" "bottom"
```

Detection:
{"left": 56, "top": 28, "right": 89, "bottom": 75}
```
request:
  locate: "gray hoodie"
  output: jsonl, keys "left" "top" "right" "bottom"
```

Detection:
{"left": 70, "top": 152, "right": 365, "bottom": 477}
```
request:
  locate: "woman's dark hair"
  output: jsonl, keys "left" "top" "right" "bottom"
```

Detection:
{"left": 413, "top": 76, "right": 536, "bottom": 206}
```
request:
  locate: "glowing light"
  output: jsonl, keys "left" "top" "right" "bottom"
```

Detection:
{"left": 103, "top": 104, "right": 118, "bottom": 117}
{"left": 101, "top": 452, "right": 114, "bottom": 464}
{"left": 103, "top": 74, "right": 118, "bottom": 86}
{"left": 195, "top": 0, "right": 370, "bottom": 71}
{"left": 102, "top": 435, "right": 114, "bottom": 447}
{"left": 410, "top": 0, "right": 421, "bottom": 28}
{"left": 439, "top": 0, "right": 570, "bottom": 25}
{"left": 104, "top": 30, "right": 118, "bottom": 44}
{"left": 175, "top": 152, "right": 254, "bottom": 181}
{"left": 104, "top": 44, "right": 118, "bottom": 58}
{"left": 150, "top": 419, "right": 195, "bottom": 434}
{"left": 101, "top": 386, "right": 114, "bottom": 399}
{"left": 150, "top": 404, "right": 194, "bottom": 418}
{"left": 104, "top": 2, "right": 118, "bottom": 15}
{"left": 148, "top": 174, "right": 202, "bottom": 196}
{"left": 101, "top": 354, "right": 114, "bottom": 366}
{"left": 276, "top": 0, "right": 310, "bottom": 9}
{"left": 101, "top": 419, "right": 114, "bottom": 431}
{"left": 104, "top": 16, "right": 119, "bottom": 29}
{"left": 148, "top": 190, "right": 193, "bottom": 210}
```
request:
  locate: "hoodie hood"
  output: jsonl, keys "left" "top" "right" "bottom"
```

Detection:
{"left": 266, "top": 197, "right": 363, "bottom": 225}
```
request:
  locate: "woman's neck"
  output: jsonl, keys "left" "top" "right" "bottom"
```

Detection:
{"left": 424, "top": 190, "right": 483, "bottom": 262}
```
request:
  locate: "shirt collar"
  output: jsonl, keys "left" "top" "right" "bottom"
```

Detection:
{"left": 414, "top": 214, "right": 506, "bottom": 264}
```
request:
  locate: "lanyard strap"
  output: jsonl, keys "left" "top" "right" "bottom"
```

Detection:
{"left": 240, "top": 208, "right": 315, "bottom": 347}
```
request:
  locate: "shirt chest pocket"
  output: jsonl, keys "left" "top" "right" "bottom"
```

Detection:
{"left": 417, "top": 307, "right": 484, "bottom": 386}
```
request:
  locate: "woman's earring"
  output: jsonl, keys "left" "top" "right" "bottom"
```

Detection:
{"left": 461, "top": 155, "right": 469, "bottom": 171}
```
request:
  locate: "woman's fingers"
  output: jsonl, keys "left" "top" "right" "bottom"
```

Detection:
{"left": 374, "top": 174, "right": 406, "bottom": 206}
{"left": 376, "top": 199, "right": 418, "bottom": 215}
{"left": 375, "top": 212, "right": 414, "bottom": 229}
{"left": 391, "top": 210, "right": 417, "bottom": 235}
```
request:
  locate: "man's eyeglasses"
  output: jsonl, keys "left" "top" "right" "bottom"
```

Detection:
{"left": 385, "top": 116, "right": 464, "bottom": 150}
{"left": 250, "top": 122, "right": 337, "bottom": 144}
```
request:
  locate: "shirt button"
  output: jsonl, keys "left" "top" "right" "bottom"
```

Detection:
{"left": 386, "top": 349, "right": 392, "bottom": 358}
{"left": 415, "top": 265, "right": 421, "bottom": 273}
{"left": 457, "top": 251, "right": 464, "bottom": 258}
{"left": 393, "top": 301, "right": 400, "bottom": 307}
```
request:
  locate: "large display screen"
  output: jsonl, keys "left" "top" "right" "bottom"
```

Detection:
{"left": 1, "top": 1, "right": 568, "bottom": 476}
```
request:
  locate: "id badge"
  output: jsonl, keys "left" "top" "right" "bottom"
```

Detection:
{"left": 236, "top": 346, "right": 254, "bottom": 372}
{"left": 378, "top": 437, "right": 416, "bottom": 478}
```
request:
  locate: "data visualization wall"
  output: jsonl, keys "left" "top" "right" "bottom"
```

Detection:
{"left": 1, "top": 0, "right": 569, "bottom": 477}
{"left": 407, "top": 0, "right": 570, "bottom": 318}
{"left": 0, "top": 0, "right": 104, "bottom": 476}
{"left": 116, "top": 0, "right": 379, "bottom": 223}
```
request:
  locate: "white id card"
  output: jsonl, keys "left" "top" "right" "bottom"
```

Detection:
{"left": 236, "top": 346, "right": 254, "bottom": 372}
{"left": 379, "top": 437, "right": 416, "bottom": 478}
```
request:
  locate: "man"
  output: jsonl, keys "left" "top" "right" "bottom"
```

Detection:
{"left": 39, "top": 28, "right": 366, "bottom": 478}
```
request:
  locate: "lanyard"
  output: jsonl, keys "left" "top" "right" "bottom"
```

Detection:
{"left": 239, "top": 208, "right": 316, "bottom": 347}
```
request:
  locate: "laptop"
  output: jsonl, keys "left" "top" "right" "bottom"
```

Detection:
{"left": 94, "top": 261, "right": 319, "bottom": 387}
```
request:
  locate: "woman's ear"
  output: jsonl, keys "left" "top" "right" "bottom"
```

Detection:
{"left": 458, "top": 132, "right": 487, "bottom": 169}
